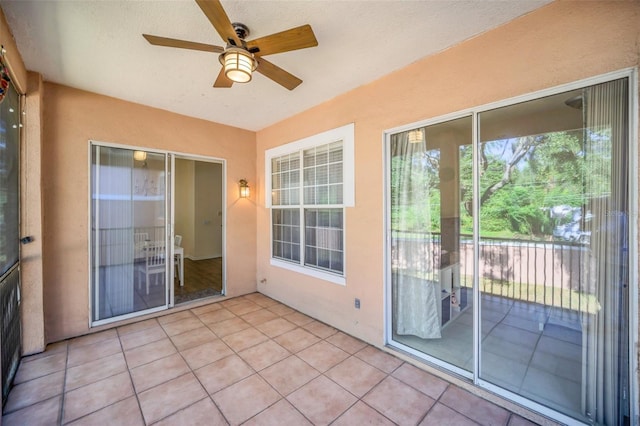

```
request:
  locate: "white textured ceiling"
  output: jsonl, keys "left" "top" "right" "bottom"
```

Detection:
{"left": 1, "top": 0, "right": 550, "bottom": 131}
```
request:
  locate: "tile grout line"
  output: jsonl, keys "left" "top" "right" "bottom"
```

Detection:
{"left": 503, "top": 300, "right": 543, "bottom": 396}
{"left": 302, "top": 320, "right": 400, "bottom": 424}
{"left": 158, "top": 305, "right": 233, "bottom": 424}
{"left": 293, "top": 305, "right": 418, "bottom": 425}
{"left": 119, "top": 318, "right": 160, "bottom": 426}
{"left": 156, "top": 308, "right": 232, "bottom": 425}
{"left": 506, "top": 412, "right": 514, "bottom": 426}
{"left": 80, "top": 303, "right": 397, "bottom": 424}
{"left": 196, "top": 308, "right": 243, "bottom": 425}
{"left": 243, "top": 319, "right": 350, "bottom": 425}
{"left": 246, "top": 363, "right": 313, "bottom": 425}
{"left": 6, "top": 294, "right": 531, "bottom": 425}
{"left": 517, "top": 326, "right": 545, "bottom": 396}
{"left": 0, "top": 350, "right": 66, "bottom": 417}
{"left": 64, "top": 333, "right": 125, "bottom": 423}
{"left": 327, "top": 355, "right": 399, "bottom": 425}
{"left": 221, "top": 300, "right": 301, "bottom": 424}
{"left": 308, "top": 336, "right": 360, "bottom": 425}
{"left": 210, "top": 298, "right": 337, "bottom": 424}
{"left": 53, "top": 328, "right": 150, "bottom": 424}
{"left": 58, "top": 342, "right": 70, "bottom": 425}
{"left": 438, "top": 381, "right": 513, "bottom": 426}
{"left": 224, "top": 299, "right": 301, "bottom": 423}
{"left": 188, "top": 299, "right": 292, "bottom": 424}
{"left": 414, "top": 382, "right": 451, "bottom": 426}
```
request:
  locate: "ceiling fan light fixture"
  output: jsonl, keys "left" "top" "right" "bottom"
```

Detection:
{"left": 220, "top": 47, "right": 256, "bottom": 83}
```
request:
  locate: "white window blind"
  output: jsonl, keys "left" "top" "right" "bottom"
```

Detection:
{"left": 271, "top": 152, "right": 300, "bottom": 206}
{"left": 266, "top": 124, "right": 354, "bottom": 283}
{"left": 303, "top": 141, "right": 343, "bottom": 205}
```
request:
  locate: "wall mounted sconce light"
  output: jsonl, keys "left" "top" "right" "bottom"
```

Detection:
{"left": 133, "top": 150, "right": 147, "bottom": 161}
{"left": 239, "top": 179, "right": 250, "bottom": 198}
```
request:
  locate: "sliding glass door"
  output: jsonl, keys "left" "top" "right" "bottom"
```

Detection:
{"left": 389, "top": 116, "right": 473, "bottom": 373}
{"left": 0, "top": 75, "right": 21, "bottom": 405}
{"left": 91, "top": 144, "right": 170, "bottom": 324}
{"left": 387, "top": 75, "right": 632, "bottom": 424}
{"left": 477, "top": 79, "right": 630, "bottom": 424}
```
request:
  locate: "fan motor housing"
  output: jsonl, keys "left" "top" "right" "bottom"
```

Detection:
{"left": 232, "top": 22, "right": 250, "bottom": 40}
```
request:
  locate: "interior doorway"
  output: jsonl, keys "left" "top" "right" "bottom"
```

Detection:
{"left": 173, "top": 157, "right": 225, "bottom": 304}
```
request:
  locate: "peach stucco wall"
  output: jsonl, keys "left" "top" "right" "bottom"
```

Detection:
{"left": 255, "top": 1, "right": 640, "bottom": 346}
{"left": 41, "top": 84, "right": 257, "bottom": 342}
{"left": 21, "top": 72, "right": 46, "bottom": 355}
{"left": 1, "top": 7, "right": 46, "bottom": 356}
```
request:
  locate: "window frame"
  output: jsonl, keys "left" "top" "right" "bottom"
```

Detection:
{"left": 265, "top": 123, "right": 355, "bottom": 285}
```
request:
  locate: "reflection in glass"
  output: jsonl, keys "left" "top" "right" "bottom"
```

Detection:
{"left": 390, "top": 116, "right": 473, "bottom": 371}
{"left": 477, "top": 79, "right": 629, "bottom": 424}
{"left": 0, "top": 81, "right": 19, "bottom": 276}
{"left": 91, "top": 146, "right": 168, "bottom": 322}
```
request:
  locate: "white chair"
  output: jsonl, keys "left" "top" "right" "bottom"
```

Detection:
{"left": 134, "top": 232, "right": 149, "bottom": 260}
{"left": 137, "top": 242, "right": 165, "bottom": 295}
{"left": 134, "top": 232, "right": 149, "bottom": 244}
{"left": 174, "top": 235, "right": 184, "bottom": 286}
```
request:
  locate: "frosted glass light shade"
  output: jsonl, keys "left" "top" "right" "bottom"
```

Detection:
{"left": 221, "top": 48, "right": 256, "bottom": 83}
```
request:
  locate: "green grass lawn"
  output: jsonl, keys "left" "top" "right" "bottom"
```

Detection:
{"left": 395, "top": 268, "right": 599, "bottom": 315}
{"left": 459, "top": 274, "right": 599, "bottom": 314}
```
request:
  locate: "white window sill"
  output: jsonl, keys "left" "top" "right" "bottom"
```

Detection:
{"left": 270, "top": 259, "right": 346, "bottom": 286}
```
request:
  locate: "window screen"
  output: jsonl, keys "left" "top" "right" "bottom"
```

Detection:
{"left": 270, "top": 141, "right": 345, "bottom": 276}
{"left": 0, "top": 80, "right": 20, "bottom": 277}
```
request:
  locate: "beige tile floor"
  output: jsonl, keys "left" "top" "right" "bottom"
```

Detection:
{"left": 2, "top": 293, "right": 538, "bottom": 425}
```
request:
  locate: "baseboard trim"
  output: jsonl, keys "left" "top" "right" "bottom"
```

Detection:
{"left": 185, "top": 255, "right": 222, "bottom": 261}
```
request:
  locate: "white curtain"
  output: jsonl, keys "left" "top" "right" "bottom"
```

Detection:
{"left": 581, "top": 78, "right": 629, "bottom": 425}
{"left": 94, "top": 147, "right": 135, "bottom": 320}
{"left": 391, "top": 130, "right": 441, "bottom": 339}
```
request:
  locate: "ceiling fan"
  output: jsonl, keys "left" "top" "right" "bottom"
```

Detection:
{"left": 142, "top": 0, "right": 318, "bottom": 90}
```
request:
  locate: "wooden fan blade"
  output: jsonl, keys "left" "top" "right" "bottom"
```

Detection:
{"left": 246, "top": 25, "right": 318, "bottom": 56}
{"left": 195, "top": 0, "right": 241, "bottom": 46}
{"left": 256, "top": 57, "right": 302, "bottom": 91}
{"left": 143, "top": 34, "right": 224, "bottom": 53}
{"left": 213, "top": 67, "right": 233, "bottom": 88}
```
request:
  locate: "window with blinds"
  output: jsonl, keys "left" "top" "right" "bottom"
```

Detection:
{"left": 303, "top": 141, "right": 343, "bottom": 205}
{"left": 266, "top": 124, "right": 353, "bottom": 283}
{"left": 271, "top": 141, "right": 344, "bottom": 275}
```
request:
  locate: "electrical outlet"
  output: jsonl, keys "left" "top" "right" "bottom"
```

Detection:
{"left": 354, "top": 298, "right": 360, "bottom": 309}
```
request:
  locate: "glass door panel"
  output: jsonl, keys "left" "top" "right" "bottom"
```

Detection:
{"left": 91, "top": 145, "right": 169, "bottom": 323}
{"left": 478, "top": 79, "right": 629, "bottom": 424}
{"left": 390, "top": 116, "right": 474, "bottom": 371}
{"left": 0, "top": 78, "right": 21, "bottom": 405}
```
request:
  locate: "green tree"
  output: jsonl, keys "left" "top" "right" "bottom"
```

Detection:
{"left": 460, "top": 130, "right": 590, "bottom": 238}
{"left": 396, "top": 128, "right": 607, "bottom": 240}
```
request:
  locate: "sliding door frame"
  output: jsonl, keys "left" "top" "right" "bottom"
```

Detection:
{"left": 171, "top": 152, "right": 228, "bottom": 300}
{"left": 88, "top": 143, "right": 229, "bottom": 326}
{"left": 383, "top": 67, "right": 638, "bottom": 425}
{"left": 382, "top": 110, "right": 475, "bottom": 380}
{"left": 88, "top": 141, "right": 171, "bottom": 327}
